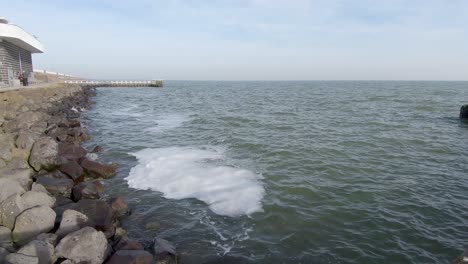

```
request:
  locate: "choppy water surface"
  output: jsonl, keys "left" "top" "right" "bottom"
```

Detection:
{"left": 83, "top": 81, "right": 468, "bottom": 264}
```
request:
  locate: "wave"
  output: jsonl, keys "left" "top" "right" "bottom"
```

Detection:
{"left": 144, "top": 113, "right": 188, "bottom": 133}
{"left": 125, "top": 146, "right": 265, "bottom": 217}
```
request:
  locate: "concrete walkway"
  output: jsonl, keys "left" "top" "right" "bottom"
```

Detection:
{"left": 0, "top": 82, "right": 58, "bottom": 93}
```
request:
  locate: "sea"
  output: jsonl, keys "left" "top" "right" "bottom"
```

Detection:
{"left": 82, "top": 81, "right": 468, "bottom": 264}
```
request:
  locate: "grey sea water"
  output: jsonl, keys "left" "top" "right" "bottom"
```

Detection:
{"left": 82, "top": 81, "right": 468, "bottom": 264}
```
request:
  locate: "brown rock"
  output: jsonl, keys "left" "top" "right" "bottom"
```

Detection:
{"left": 68, "top": 119, "right": 81, "bottom": 128}
{"left": 109, "top": 196, "right": 129, "bottom": 218}
{"left": 58, "top": 142, "right": 87, "bottom": 161}
{"left": 72, "top": 181, "right": 104, "bottom": 201}
{"left": 59, "top": 161, "right": 84, "bottom": 182}
{"left": 81, "top": 159, "right": 117, "bottom": 179}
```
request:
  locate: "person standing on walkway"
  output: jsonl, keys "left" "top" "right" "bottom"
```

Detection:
{"left": 22, "top": 71, "right": 29, "bottom": 86}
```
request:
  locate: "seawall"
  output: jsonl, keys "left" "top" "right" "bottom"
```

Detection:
{"left": 0, "top": 84, "right": 176, "bottom": 263}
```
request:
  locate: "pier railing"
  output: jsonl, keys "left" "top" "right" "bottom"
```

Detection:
{"left": 64, "top": 79, "right": 163, "bottom": 87}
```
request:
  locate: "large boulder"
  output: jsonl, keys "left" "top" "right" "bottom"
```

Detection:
{"left": 17, "top": 240, "right": 57, "bottom": 264}
{"left": 0, "top": 194, "right": 25, "bottom": 229}
{"left": 0, "top": 134, "right": 14, "bottom": 161}
{"left": 21, "top": 191, "right": 56, "bottom": 210}
{"left": 4, "top": 253, "right": 39, "bottom": 264}
{"left": 56, "top": 209, "right": 94, "bottom": 238}
{"left": 29, "top": 137, "right": 60, "bottom": 172}
{"left": 66, "top": 199, "right": 115, "bottom": 238}
{"left": 30, "top": 183, "right": 50, "bottom": 194}
{"left": 35, "top": 177, "right": 74, "bottom": 198}
{"left": 35, "top": 233, "right": 58, "bottom": 247}
{"left": 80, "top": 159, "right": 117, "bottom": 179}
{"left": 0, "top": 168, "right": 33, "bottom": 190}
{"left": 59, "top": 161, "right": 84, "bottom": 183}
{"left": 107, "top": 250, "right": 153, "bottom": 264}
{"left": 72, "top": 181, "right": 104, "bottom": 201}
{"left": 0, "top": 226, "right": 12, "bottom": 247}
{"left": 55, "top": 227, "right": 109, "bottom": 264}
{"left": 0, "top": 178, "right": 26, "bottom": 204}
{"left": 58, "top": 142, "right": 87, "bottom": 161}
{"left": 12, "top": 205, "right": 56, "bottom": 245}
{"left": 14, "top": 112, "right": 48, "bottom": 130}
{"left": 15, "top": 131, "right": 40, "bottom": 151}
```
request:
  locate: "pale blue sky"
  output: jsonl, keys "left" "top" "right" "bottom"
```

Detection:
{"left": 2, "top": 0, "right": 468, "bottom": 80}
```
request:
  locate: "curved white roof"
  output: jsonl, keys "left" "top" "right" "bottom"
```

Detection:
{"left": 0, "top": 19, "right": 44, "bottom": 53}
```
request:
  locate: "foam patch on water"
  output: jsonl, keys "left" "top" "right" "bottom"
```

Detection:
{"left": 126, "top": 146, "right": 265, "bottom": 217}
{"left": 144, "top": 114, "right": 188, "bottom": 133}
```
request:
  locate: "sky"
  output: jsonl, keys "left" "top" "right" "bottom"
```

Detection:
{"left": 2, "top": 0, "right": 468, "bottom": 80}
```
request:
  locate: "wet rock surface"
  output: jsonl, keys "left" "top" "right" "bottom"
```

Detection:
{"left": 0, "top": 85, "right": 178, "bottom": 263}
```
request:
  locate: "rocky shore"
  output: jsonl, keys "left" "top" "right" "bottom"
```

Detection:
{"left": 0, "top": 84, "right": 177, "bottom": 264}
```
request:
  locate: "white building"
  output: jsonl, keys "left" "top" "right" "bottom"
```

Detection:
{"left": 0, "top": 17, "right": 44, "bottom": 87}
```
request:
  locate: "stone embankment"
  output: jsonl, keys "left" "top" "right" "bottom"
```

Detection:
{"left": 0, "top": 84, "right": 177, "bottom": 263}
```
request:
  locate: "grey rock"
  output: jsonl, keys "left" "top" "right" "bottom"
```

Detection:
{"left": 0, "top": 143, "right": 12, "bottom": 162}
{"left": 0, "top": 168, "right": 33, "bottom": 190}
{"left": 0, "top": 179, "right": 26, "bottom": 204}
{"left": 29, "top": 137, "right": 60, "bottom": 172}
{"left": 35, "top": 177, "right": 74, "bottom": 198}
{"left": 153, "top": 238, "right": 176, "bottom": 256}
{"left": 17, "top": 240, "right": 57, "bottom": 264}
{"left": 0, "top": 226, "right": 11, "bottom": 245}
{"left": 15, "top": 131, "right": 39, "bottom": 151}
{"left": 153, "top": 238, "right": 177, "bottom": 264}
{"left": 0, "top": 133, "right": 14, "bottom": 161}
{"left": 55, "top": 227, "right": 109, "bottom": 264}
{"left": 0, "top": 247, "right": 8, "bottom": 263}
{"left": 21, "top": 191, "right": 56, "bottom": 210}
{"left": 4, "top": 252, "right": 39, "bottom": 264}
{"left": 35, "top": 170, "right": 70, "bottom": 180}
{"left": 14, "top": 112, "right": 47, "bottom": 130}
{"left": 35, "top": 233, "right": 58, "bottom": 247}
{"left": 12, "top": 206, "right": 56, "bottom": 245}
{"left": 56, "top": 209, "right": 94, "bottom": 238}
{"left": 4, "top": 158, "right": 30, "bottom": 170}
{"left": 0, "top": 194, "right": 25, "bottom": 229}
{"left": 30, "top": 183, "right": 49, "bottom": 194}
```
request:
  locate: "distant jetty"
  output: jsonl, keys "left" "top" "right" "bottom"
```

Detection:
{"left": 64, "top": 79, "right": 163, "bottom": 87}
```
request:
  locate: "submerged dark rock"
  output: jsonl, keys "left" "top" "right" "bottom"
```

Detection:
{"left": 460, "top": 105, "right": 468, "bottom": 119}
{"left": 107, "top": 250, "right": 153, "bottom": 264}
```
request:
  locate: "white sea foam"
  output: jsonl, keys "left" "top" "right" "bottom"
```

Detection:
{"left": 125, "top": 146, "right": 265, "bottom": 217}
{"left": 144, "top": 114, "right": 188, "bottom": 133}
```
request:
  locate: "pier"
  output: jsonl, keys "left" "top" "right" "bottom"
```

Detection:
{"left": 64, "top": 79, "right": 163, "bottom": 87}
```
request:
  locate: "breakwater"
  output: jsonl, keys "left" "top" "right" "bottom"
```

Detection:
{"left": 64, "top": 80, "right": 164, "bottom": 88}
{"left": 0, "top": 84, "right": 175, "bottom": 263}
